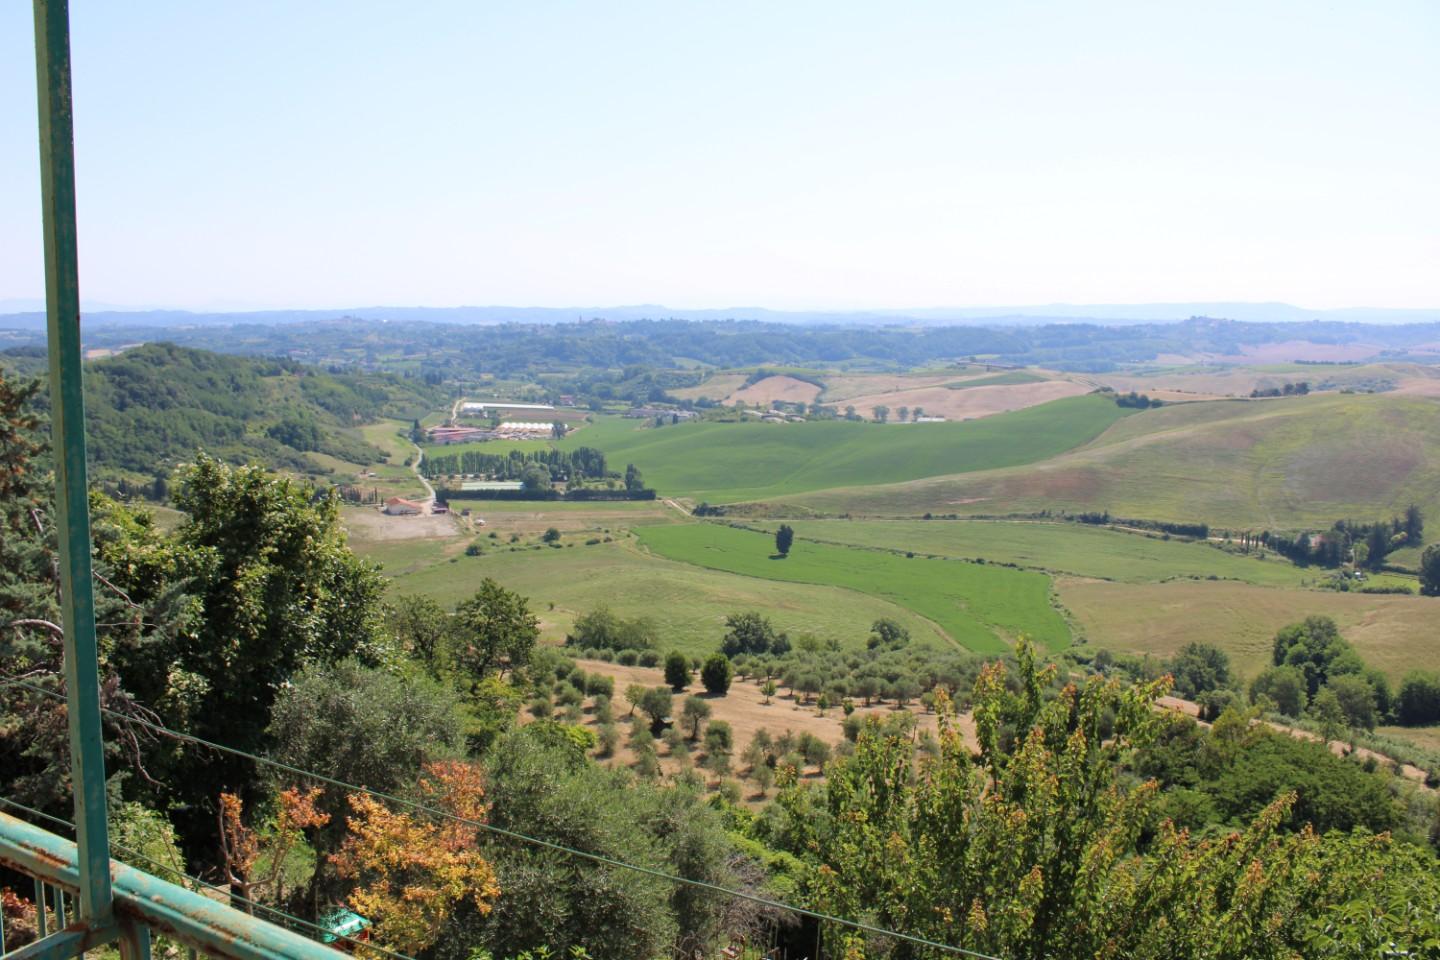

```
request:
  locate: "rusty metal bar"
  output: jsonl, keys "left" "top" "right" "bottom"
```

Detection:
{"left": 0, "top": 812, "right": 342, "bottom": 960}
{"left": 30, "top": 0, "right": 114, "bottom": 927}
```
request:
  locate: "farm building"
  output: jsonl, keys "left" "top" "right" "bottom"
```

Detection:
{"left": 625, "top": 406, "right": 697, "bottom": 420}
{"left": 495, "top": 421, "right": 554, "bottom": 438}
{"left": 426, "top": 426, "right": 497, "bottom": 445}
{"left": 460, "top": 401, "right": 555, "bottom": 416}
{"left": 459, "top": 480, "right": 524, "bottom": 492}
{"left": 383, "top": 496, "right": 425, "bottom": 516}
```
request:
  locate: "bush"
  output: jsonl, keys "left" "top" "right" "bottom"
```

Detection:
{"left": 704, "top": 720, "right": 734, "bottom": 756}
{"left": 592, "top": 694, "right": 613, "bottom": 724}
{"left": 586, "top": 673, "right": 615, "bottom": 698}
{"left": 637, "top": 650, "right": 661, "bottom": 668}
{"left": 616, "top": 649, "right": 639, "bottom": 666}
{"left": 664, "top": 651, "right": 691, "bottom": 690}
{"left": 529, "top": 697, "right": 552, "bottom": 719}
{"left": 701, "top": 654, "right": 734, "bottom": 695}
{"left": 596, "top": 723, "right": 620, "bottom": 757}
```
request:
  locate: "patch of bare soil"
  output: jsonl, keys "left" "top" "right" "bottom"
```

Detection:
{"left": 570, "top": 659, "right": 972, "bottom": 794}
{"left": 724, "top": 375, "right": 823, "bottom": 408}
{"left": 834, "top": 380, "right": 1088, "bottom": 421}
{"left": 342, "top": 506, "right": 460, "bottom": 542}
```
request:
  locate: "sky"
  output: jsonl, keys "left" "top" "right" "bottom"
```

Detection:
{"left": 1, "top": 1, "right": 1437, "bottom": 312}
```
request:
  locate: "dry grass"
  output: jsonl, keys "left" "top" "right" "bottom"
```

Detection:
{"left": 724, "top": 375, "right": 822, "bottom": 407}
{"left": 833, "top": 380, "right": 1088, "bottom": 421}
{"left": 1057, "top": 576, "right": 1437, "bottom": 683}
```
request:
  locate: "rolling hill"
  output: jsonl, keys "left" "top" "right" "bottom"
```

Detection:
{"left": 559, "top": 395, "right": 1134, "bottom": 503}
{"left": 6, "top": 342, "right": 445, "bottom": 482}
{"left": 771, "top": 392, "right": 1440, "bottom": 536}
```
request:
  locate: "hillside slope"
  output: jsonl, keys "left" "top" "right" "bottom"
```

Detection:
{"left": 771, "top": 392, "right": 1440, "bottom": 534}
{"left": 20, "top": 343, "right": 444, "bottom": 481}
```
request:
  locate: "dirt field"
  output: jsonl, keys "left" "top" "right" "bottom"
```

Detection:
{"left": 342, "top": 505, "right": 461, "bottom": 542}
{"left": 723, "top": 375, "right": 823, "bottom": 407}
{"left": 834, "top": 380, "right": 1089, "bottom": 421}
{"left": 567, "top": 658, "right": 964, "bottom": 794}
{"left": 817, "top": 373, "right": 961, "bottom": 402}
{"left": 668, "top": 374, "right": 749, "bottom": 402}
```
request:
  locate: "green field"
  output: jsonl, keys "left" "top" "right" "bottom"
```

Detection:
{"left": 384, "top": 536, "right": 946, "bottom": 656}
{"left": 634, "top": 522, "right": 1069, "bottom": 654}
{"left": 781, "top": 392, "right": 1440, "bottom": 532}
{"left": 558, "top": 395, "right": 1132, "bottom": 503}
{"left": 745, "top": 519, "right": 1311, "bottom": 586}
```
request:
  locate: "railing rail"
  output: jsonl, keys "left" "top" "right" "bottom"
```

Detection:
{"left": 1, "top": 812, "right": 342, "bottom": 960}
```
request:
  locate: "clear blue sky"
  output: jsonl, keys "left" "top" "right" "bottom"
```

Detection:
{"left": 2, "top": 1, "right": 1436, "bottom": 311}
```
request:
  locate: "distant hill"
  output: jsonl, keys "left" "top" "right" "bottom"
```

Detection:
{"left": 2, "top": 342, "right": 443, "bottom": 481}
{"left": 776, "top": 391, "right": 1440, "bottom": 535}
{"left": 1, "top": 301, "right": 1437, "bottom": 332}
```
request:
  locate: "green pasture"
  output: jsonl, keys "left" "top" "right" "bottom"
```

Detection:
{"left": 384, "top": 537, "right": 946, "bottom": 656}
{"left": 782, "top": 392, "right": 1440, "bottom": 532}
{"left": 558, "top": 395, "right": 1133, "bottom": 503}
{"left": 634, "top": 522, "right": 1069, "bottom": 654}
{"left": 745, "top": 519, "right": 1311, "bottom": 586}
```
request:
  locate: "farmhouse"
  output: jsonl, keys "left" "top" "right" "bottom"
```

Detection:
{"left": 382, "top": 496, "right": 425, "bottom": 516}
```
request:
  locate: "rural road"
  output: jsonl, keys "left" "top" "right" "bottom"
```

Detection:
{"left": 410, "top": 442, "right": 436, "bottom": 509}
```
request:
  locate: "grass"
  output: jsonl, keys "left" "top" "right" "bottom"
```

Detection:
{"left": 385, "top": 537, "right": 946, "bottom": 656}
{"left": 634, "top": 522, "right": 1068, "bottom": 654}
{"left": 944, "top": 371, "right": 1047, "bottom": 389}
{"left": 558, "top": 395, "right": 1133, "bottom": 503}
{"left": 741, "top": 519, "right": 1311, "bottom": 586}
{"left": 1056, "top": 576, "right": 1438, "bottom": 684}
{"left": 781, "top": 392, "right": 1440, "bottom": 532}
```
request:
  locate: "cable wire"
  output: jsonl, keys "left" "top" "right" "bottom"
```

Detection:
{"left": 1, "top": 676, "right": 1005, "bottom": 960}
{"left": 0, "top": 795, "right": 417, "bottom": 960}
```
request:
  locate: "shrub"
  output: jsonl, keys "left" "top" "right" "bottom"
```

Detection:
{"left": 664, "top": 651, "right": 691, "bottom": 689}
{"left": 701, "top": 654, "right": 733, "bottom": 695}
{"left": 616, "top": 649, "right": 639, "bottom": 666}
{"left": 637, "top": 650, "right": 661, "bottom": 668}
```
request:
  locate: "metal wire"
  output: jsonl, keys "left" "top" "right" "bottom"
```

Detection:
{"left": 2, "top": 675, "right": 1005, "bottom": 960}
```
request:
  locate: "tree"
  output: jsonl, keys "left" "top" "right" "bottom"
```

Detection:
{"left": 1308, "top": 687, "right": 1348, "bottom": 742}
{"left": 638, "top": 686, "right": 674, "bottom": 726}
{"left": 454, "top": 578, "right": 540, "bottom": 682}
{"left": 542, "top": 526, "right": 561, "bottom": 543}
{"left": 219, "top": 786, "right": 330, "bottom": 913}
{"left": 663, "top": 650, "right": 690, "bottom": 690}
{"left": 681, "top": 695, "right": 711, "bottom": 740}
{"left": 872, "top": 405, "right": 889, "bottom": 423}
{"left": 897, "top": 406, "right": 909, "bottom": 422}
{"left": 1396, "top": 671, "right": 1440, "bottom": 726}
{"left": 788, "top": 641, "right": 1440, "bottom": 960}
{"left": 1166, "top": 642, "right": 1231, "bottom": 699}
{"left": 623, "top": 683, "right": 646, "bottom": 716}
{"left": 520, "top": 463, "right": 551, "bottom": 494}
{"left": 1327, "top": 673, "right": 1379, "bottom": 730}
{"left": 386, "top": 594, "right": 451, "bottom": 675}
{"left": 1270, "top": 615, "right": 1362, "bottom": 697}
{"left": 1420, "top": 544, "right": 1440, "bottom": 597}
{"left": 867, "top": 618, "right": 910, "bottom": 650}
{"left": 1250, "top": 665, "right": 1308, "bottom": 717}
{"left": 269, "top": 660, "right": 464, "bottom": 839}
{"left": 703, "top": 720, "right": 734, "bottom": 759}
{"left": 332, "top": 761, "right": 499, "bottom": 955}
{"left": 701, "top": 653, "right": 733, "bottom": 695}
{"left": 624, "top": 463, "right": 645, "bottom": 493}
{"left": 774, "top": 523, "right": 794, "bottom": 557}
{"left": 1403, "top": 503, "right": 1424, "bottom": 543}
{"left": 761, "top": 680, "right": 777, "bottom": 704}
{"left": 720, "top": 611, "right": 783, "bottom": 657}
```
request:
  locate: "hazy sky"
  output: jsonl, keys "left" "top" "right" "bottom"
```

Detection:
{"left": 2, "top": 1, "right": 1437, "bottom": 311}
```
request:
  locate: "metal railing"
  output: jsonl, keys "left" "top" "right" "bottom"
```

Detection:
{"left": 2, "top": 3, "right": 349, "bottom": 956}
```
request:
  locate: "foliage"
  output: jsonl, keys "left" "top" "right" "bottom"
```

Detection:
{"left": 565, "top": 605, "right": 659, "bottom": 651}
{"left": 1250, "top": 665, "right": 1309, "bottom": 717}
{"left": 720, "top": 611, "right": 790, "bottom": 658}
{"left": 773, "top": 641, "right": 1440, "bottom": 959}
{"left": 1270, "top": 616, "right": 1363, "bottom": 697}
{"left": 1396, "top": 671, "right": 1440, "bottom": 726}
{"left": 701, "top": 653, "right": 733, "bottom": 695}
{"left": 220, "top": 786, "right": 330, "bottom": 910}
{"left": 681, "top": 696, "right": 711, "bottom": 740}
{"left": 454, "top": 578, "right": 541, "bottom": 683}
{"left": 1421, "top": 543, "right": 1440, "bottom": 597}
{"left": 333, "top": 761, "right": 500, "bottom": 956}
{"left": 774, "top": 523, "right": 794, "bottom": 557}
{"left": 664, "top": 651, "right": 691, "bottom": 690}
{"left": 1165, "top": 641, "right": 1230, "bottom": 699}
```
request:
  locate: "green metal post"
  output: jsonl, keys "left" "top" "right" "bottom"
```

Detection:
{"left": 32, "top": 0, "right": 115, "bottom": 925}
